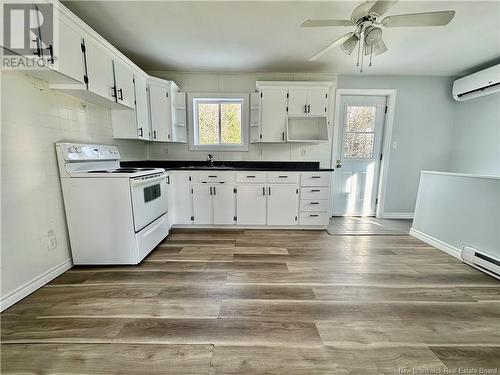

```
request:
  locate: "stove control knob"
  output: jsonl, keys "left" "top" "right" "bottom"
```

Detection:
{"left": 68, "top": 146, "right": 77, "bottom": 153}
{"left": 75, "top": 147, "right": 82, "bottom": 153}
{"left": 109, "top": 148, "right": 117, "bottom": 154}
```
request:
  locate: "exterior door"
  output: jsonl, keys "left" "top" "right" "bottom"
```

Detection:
{"left": 192, "top": 184, "right": 212, "bottom": 224}
{"left": 236, "top": 184, "right": 267, "bottom": 225}
{"left": 213, "top": 184, "right": 235, "bottom": 225}
{"left": 332, "top": 95, "right": 386, "bottom": 216}
{"left": 260, "top": 87, "right": 287, "bottom": 142}
{"left": 267, "top": 184, "right": 298, "bottom": 225}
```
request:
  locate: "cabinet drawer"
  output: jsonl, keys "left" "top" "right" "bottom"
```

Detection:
{"left": 268, "top": 172, "right": 299, "bottom": 184}
{"left": 299, "top": 212, "right": 329, "bottom": 226}
{"left": 236, "top": 172, "right": 267, "bottom": 183}
{"left": 301, "top": 172, "right": 330, "bottom": 186}
{"left": 195, "top": 171, "right": 235, "bottom": 183}
{"left": 300, "top": 199, "right": 329, "bottom": 211}
{"left": 300, "top": 187, "right": 329, "bottom": 200}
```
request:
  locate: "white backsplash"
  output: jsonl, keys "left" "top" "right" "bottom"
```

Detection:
{"left": 0, "top": 71, "right": 147, "bottom": 300}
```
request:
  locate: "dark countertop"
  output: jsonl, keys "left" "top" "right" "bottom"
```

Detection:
{"left": 121, "top": 160, "right": 334, "bottom": 172}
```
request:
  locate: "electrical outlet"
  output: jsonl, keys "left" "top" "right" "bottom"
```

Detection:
{"left": 392, "top": 141, "right": 398, "bottom": 149}
{"left": 47, "top": 229, "right": 57, "bottom": 251}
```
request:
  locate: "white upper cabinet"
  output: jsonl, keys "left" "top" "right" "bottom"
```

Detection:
{"left": 257, "top": 81, "right": 333, "bottom": 144}
{"left": 148, "top": 79, "right": 172, "bottom": 142}
{"left": 134, "top": 73, "right": 150, "bottom": 139}
{"left": 250, "top": 92, "right": 261, "bottom": 143}
{"left": 288, "top": 88, "right": 308, "bottom": 115}
{"left": 259, "top": 87, "right": 288, "bottom": 142}
{"left": 113, "top": 59, "right": 135, "bottom": 109}
{"left": 307, "top": 88, "right": 329, "bottom": 116}
{"left": 288, "top": 87, "right": 328, "bottom": 116}
{"left": 52, "top": 15, "right": 85, "bottom": 84}
{"left": 171, "top": 88, "right": 187, "bottom": 143}
{"left": 111, "top": 71, "right": 149, "bottom": 140}
{"left": 84, "top": 37, "right": 115, "bottom": 103}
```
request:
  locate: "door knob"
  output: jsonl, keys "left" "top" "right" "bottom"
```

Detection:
{"left": 336, "top": 159, "right": 342, "bottom": 168}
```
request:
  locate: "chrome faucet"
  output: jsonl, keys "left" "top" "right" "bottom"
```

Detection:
{"left": 207, "top": 154, "right": 214, "bottom": 167}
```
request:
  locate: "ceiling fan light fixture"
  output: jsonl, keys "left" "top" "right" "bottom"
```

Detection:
{"left": 364, "top": 26, "right": 382, "bottom": 46}
{"left": 340, "top": 34, "right": 359, "bottom": 55}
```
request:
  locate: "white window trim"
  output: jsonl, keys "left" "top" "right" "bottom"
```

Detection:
{"left": 187, "top": 92, "right": 249, "bottom": 151}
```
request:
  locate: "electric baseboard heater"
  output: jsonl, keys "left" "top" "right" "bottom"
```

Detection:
{"left": 461, "top": 245, "right": 500, "bottom": 280}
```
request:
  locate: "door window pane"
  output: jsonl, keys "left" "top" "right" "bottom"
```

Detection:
{"left": 344, "top": 133, "right": 375, "bottom": 158}
{"left": 197, "top": 103, "right": 219, "bottom": 144}
{"left": 346, "top": 106, "right": 376, "bottom": 132}
{"left": 221, "top": 103, "right": 242, "bottom": 144}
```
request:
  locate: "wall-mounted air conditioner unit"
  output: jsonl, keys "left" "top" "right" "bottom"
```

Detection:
{"left": 461, "top": 245, "right": 500, "bottom": 280}
{"left": 452, "top": 64, "right": 500, "bottom": 101}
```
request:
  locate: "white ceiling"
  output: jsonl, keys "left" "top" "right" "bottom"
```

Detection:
{"left": 63, "top": 1, "right": 500, "bottom": 76}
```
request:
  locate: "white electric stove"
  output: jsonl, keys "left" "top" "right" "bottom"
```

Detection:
{"left": 56, "top": 142, "right": 169, "bottom": 265}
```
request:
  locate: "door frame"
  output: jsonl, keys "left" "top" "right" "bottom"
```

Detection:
{"left": 330, "top": 89, "right": 397, "bottom": 218}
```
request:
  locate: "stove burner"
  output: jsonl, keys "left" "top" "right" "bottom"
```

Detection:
{"left": 111, "top": 169, "right": 138, "bottom": 173}
{"left": 88, "top": 170, "right": 110, "bottom": 173}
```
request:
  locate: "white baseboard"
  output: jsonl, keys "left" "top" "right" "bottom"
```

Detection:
{"left": 0, "top": 259, "right": 73, "bottom": 312}
{"left": 381, "top": 212, "right": 414, "bottom": 219}
{"left": 409, "top": 228, "right": 461, "bottom": 259}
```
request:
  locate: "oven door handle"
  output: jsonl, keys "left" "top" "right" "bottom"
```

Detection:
{"left": 130, "top": 174, "right": 166, "bottom": 186}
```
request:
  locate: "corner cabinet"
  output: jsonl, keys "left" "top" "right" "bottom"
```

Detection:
{"left": 147, "top": 77, "right": 187, "bottom": 143}
{"left": 254, "top": 81, "right": 334, "bottom": 143}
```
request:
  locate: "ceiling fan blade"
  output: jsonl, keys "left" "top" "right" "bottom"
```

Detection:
{"left": 369, "top": 0, "right": 399, "bottom": 17}
{"left": 308, "top": 32, "right": 354, "bottom": 61}
{"left": 382, "top": 10, "right": 455, "bottom": 27}
{"left": 301, "top": 19, "right": 353, "bottom": 27}
{"left": 365, "top": 39, "right": 388, "bottom": 56}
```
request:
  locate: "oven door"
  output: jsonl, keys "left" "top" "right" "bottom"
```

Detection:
{"left": 130, "top": 173, "right": 168, "bottom": 232}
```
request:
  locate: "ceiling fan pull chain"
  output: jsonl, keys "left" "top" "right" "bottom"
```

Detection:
{"left": 369, "top": 46, "right": 373, "bottom": 67}
{"left": 356, "top": 34, "right": 361, "bottom": 67}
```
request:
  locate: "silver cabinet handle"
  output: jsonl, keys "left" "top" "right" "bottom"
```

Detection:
{"left": 213, "top": 186, "right": 216, "bottom": 195}
{"left": 268, "top": 186, "right": 271, "bottom": 195}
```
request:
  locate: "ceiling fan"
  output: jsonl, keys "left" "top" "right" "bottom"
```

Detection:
{"left": 302, "top": 0, "right": 455, "bottom": 72}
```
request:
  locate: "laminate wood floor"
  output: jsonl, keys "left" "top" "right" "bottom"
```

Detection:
{"left": 2, "top": 229, "right": 499, "bottom": 374}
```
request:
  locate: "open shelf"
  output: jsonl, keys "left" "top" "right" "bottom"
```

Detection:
{"left": 286, "top": 116, "right": 328, "bottom": 142}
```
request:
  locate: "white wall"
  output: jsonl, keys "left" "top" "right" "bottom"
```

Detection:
{"left": 337, "top": 75, "right": 456, "bottom": 215}
{"left": 147, "top": 71, "right": 336, "bottom": 168}
{"left": 411, "top": 172, "right": 500, "bottom": 258}
{"left": 449, "top": 93, "right": 500, "bottom": 176}
{"left": 0, "top": 71, "right": 147, "bottom": 309}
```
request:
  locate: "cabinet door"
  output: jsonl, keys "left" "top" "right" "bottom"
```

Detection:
{"left": 288, "top": 88, "right": 308, "bottom": 115}
{"left": 260, "top": 87, "right": 287, "bottom": 142}
{"left": 213, "top": 184, "right": 235, "bottom": 225}
{"left": 55, "top": 16, "right": 84, "bottom": 83}
{"left": 236, "top": 184, "right": 267, "bottom": 225}
{"left": 134, "top": 74, "right": 150, "bottom": 139}
{"left": 307, "top": 88, "right": 329, "bottom": 116}
{"left": 267, "top": 184, "right": 298, "bottom": 225}
{"left": 113, "top": 59, "right": 135, "bottom": 109}
{"left": 148, "top": 82, "right": 172, "bottom": 142}
{"left": 171, "top": 172, "right": 192, "bottom": 224}
{"left": 84, "top": 37, "right": 115, "bottom": 102}
{"left": 192, "top": 184, "right": 213, "bottom": 224}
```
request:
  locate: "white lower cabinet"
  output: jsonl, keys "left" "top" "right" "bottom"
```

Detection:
{"left": 171, "top": 171, "right": 330, "bottom": 228}
{"left": 192, "top": 183, "right": 235, "bottom": 225}
{"left": 213, "top": 184, "right": 236, "bottom": 225}
{"left": 236, "top": 184, "right": 267, "bottom": 225}
{"left": 170, "top": 172, "right": 192, "bottom": 224}
{"left": 267, "top": 184, "right": 299, "bottom": 225}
